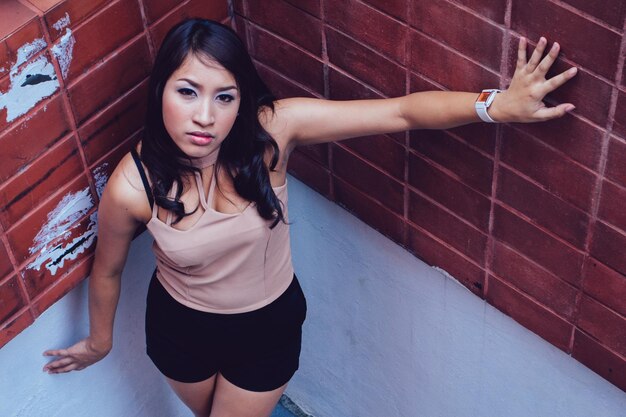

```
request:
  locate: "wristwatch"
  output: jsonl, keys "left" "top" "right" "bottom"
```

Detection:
{"left": 475, "top": 89, "right": 501, "bottom": 123}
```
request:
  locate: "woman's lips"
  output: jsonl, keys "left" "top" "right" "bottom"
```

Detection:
{"left": 188, "top": 132, "right": 214, "bottom": 145}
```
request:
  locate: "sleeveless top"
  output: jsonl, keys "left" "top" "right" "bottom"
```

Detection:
{"left": 131, "top": 149, "right": 294, "bottom": 314}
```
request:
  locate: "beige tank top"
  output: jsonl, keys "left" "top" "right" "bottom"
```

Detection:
{"left": 142, "top": 152, "right": 294, "bottom": 314}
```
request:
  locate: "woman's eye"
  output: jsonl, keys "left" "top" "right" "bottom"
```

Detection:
{"left": 216, "top": 94, "right": 235, "bottom": 103}
{"left": 178, "top": 88, "right": 196, "bottom": 97}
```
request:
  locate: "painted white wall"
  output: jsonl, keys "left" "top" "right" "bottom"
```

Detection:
{"left": 1, "top": 177, "right": 625, "bottom": 417}
{"left": 286, "top": 178, "right": 626, "bottom": 417}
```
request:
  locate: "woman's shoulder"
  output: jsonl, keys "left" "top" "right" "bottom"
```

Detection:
{"left": 101, "top": 150, "right": 152, "bottom": 223}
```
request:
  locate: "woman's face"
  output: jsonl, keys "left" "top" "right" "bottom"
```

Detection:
{"left": 162, "top": 53, "right": 240, "bottom": 159}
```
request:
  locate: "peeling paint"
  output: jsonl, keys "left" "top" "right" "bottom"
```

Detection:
{"left": 0, "top": 56, "right": 59, "bottom": 123}
{"left": 15, "top": 38, "right": 47, "bottom": 69}
{"left": 51, "top": 28, "right": 75, "bottom": 80}
{"left": 93, "top": 163, "right": 110, "bottom": 198}
{"left": 52, "top": 12, "right": 71, "bottom": 31}
{"left": 27, "top": 188, "right": 97, "bottom": 275}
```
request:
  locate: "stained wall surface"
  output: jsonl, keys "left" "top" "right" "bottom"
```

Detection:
{"left": 233, "top": 0, "right": 626, "bottom": 391}
{"left": 0, "top": 0, "right": 229, "bottom": 347}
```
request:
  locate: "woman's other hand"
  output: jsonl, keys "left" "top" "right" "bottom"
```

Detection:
{"left": 490, "top": 37, "right": 578, "bottom": 123}
{"left": 42, "top": 337, "right": 111, "bottom": 374}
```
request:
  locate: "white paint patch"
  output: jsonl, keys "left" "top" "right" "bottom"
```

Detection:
{"left": 15, "top": 38, "right": 47, "bottom": 69}
{"left": 93, "top": 163, "right": 110, "bottom": 198}
{"left": 52, "top": 12, "right": 71, "bottom": 31}
{"left": 27, "top": 187, "right": 97, "bottom": 275}
{"left": 51, "top": 28, "right": 75, "bottom": 79}
{"left": 0, "top": 56, "right": 59, "bottom": 123}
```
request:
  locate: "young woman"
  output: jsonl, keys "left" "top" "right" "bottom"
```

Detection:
{"left": 42, "top": 19, "right": 577, "bottom": 417}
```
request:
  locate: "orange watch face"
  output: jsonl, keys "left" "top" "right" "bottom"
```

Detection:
{"left": 477, "top": 91, "right": 491, "bottom": 102}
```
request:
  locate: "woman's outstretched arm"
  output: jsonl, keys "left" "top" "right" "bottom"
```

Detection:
{"left": 269, "top": 37, "right": 577, "bottom": 149}
{"left": 42, "top": 155, "right": 148, "bottom": 373}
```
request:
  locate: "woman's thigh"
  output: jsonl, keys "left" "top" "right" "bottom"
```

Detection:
{"left": 166, "top": 374, "right": 218, "bottom": 417}
{"left": 209, "top": 373, "right": 287, "bottom": 417}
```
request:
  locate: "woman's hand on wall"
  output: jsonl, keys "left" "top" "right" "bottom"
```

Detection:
{"left": 489, "top": 37, "right": 578, "bottom": 123}
{"left": 42, "top": 337, "right": 111, "bottom": 374}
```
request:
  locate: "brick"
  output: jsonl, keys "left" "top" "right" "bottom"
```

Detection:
{"left": 326, "top": 27, "right": 405, "bottom": 97}
{"left": 4, "top": 18, "right": 44, "bottom": 68}
{"left": 560, "top": 0, "right": 626, "bottom": 30}
{"left": 232, "top": 0, "right": 244, "bottom": 14}
{"left": 342, "top": 134, "right": 405, "bottom": 180}
{"left": 500, "top": 126, "right": 596, "bottom": 212}
{"left": 232, "top": 15, "right": 249, "bottom": 50}
{"left": 0, "top": 94, "right": 70, "bottom": 182}
{"left": 0, "top": 1, "right": 37, "bottom": 40}
{"left": 606, "top": 136, "right": 626, "bottom": 187}
{"left": 184, "top": 0, "right": 229, "bottom": 22}
{"left": 408, "top": 190, "right": 488, "bottom": 264}
{"left": 486, "top": 275, "right": 573, "bottom": 352}
{"left": 0, "top": 309, "right": 33, "bottom": 349}
{"left": 6, "top": 176, "right": 94, "bottom": 265}
{"left": 334, "top": 177, "right": 406, "bottom": 245}
{"left": 361, "top": 0, "right": 406, "bottom": 21}
{"left": 333, "top": 144, "right": 404, "bottom": 214}
{"left": 247, "top": 0, "right": 322, "bottom": 55}
{"left": 408, "top": 152, "right": 490, "bottom": 231}
{"left": 0, "top": 275, "right": 24, "bottom": 324}
{"left": 583, "top": 257, "right": 626, "bottom": 317}
{"left": 21, "top": 0, "right": 58, "bottom": 12}
{"left": 78, "top": 80, "right": 147, "bottom": 166}
{"left": 613, "top": 91, "right": 626, "bottom": 140}
{"left": 491, "top": 241, "right": 578, "bottom": 320}
{"left": 577, "top": 295, "right": 626, "bottom": 356}
{"left": 32, "top": 255, "right": 94, "bottom": 316}
{"left": 407, "top": 223, "right": 485, "bottom": 295}
{"left": 572, "top": 330, "right": 626, "bottom": 392}
{"left": 0, "top": 242, "right": 13, "bottom": 279}
{"left": 64, "top": 0, "right": 143, "bottom": 82}
{"left": 296, "top": 143, "right": 328, "bottom": 167}
{"left": 326, "top": 0, "right": 407, "bottom": 63}
{"left": 598, "top": 180, "right": 626, "bottom": 233}
{"left": 149, "top": 5, "right": 186, "bottom": 51}
{"left": 22, "top": 212, "right": 96, "bottom": 300}
{"left": 68, "top": 35, "right": 151, "bottom": 125}
{"left": 410, "top": 0, "right": 502, "bottom": 71}
{"left": 511, "top": 0, "right": 621, "bottom": 81}
{"left": 143, "top": 0, "right": 181, "bottom": 23}
{"left": 330, "top": 68, "right": 387, "bottom": 101}
{"left": 0, "top": 39, "right": 10, "bottom": 76}
{"left": 492, "top": 204, "right": 584, "bottom": 286}
{"left": 284, "top": 0, "right": 321, "bottom": 18}
{"left": 410, "top": 130, "right": 494, "bottom": 195}
{"left": 590, "top": 221, "right": 626, "bottom": 276}
{"left": 512, "top": 118, "right": 603, "bottom": 172}
{"left": 410, "top": 29, "right": 499, "bottom": 93}
{"left": 287, "top": 150, "right": 331, "bottom": 198}
{"left": 497, "top": 167, "right": 589, "bottom": 249}
{"left": 0, "top": 136, "right": 83, "bottom": 229}
{"left": 43, "top": 0, "right": 110, "bottom": 41}
{"left": 450, "top": 0, "right": 506, "bottom": 23}
{"left": 256, "top": 62, "right": 317, "bottom": 99}
{"left": 250, "top": 25, "right": 324, "bottom": 94}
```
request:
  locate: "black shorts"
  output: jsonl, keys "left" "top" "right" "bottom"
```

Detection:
{"left": 145, "top": 272, "right": 307, "bottom": 392}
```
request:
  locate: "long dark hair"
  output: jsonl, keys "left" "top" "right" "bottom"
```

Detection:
{"left": 141, "top": 18, "right": 284, "bottom": 227}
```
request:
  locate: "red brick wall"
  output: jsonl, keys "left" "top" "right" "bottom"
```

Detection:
{"left": 233, "top": 0, "right": 626, "bottom": 390}
{"left": 0, "top": 0, "right": 229, "bottom": 347}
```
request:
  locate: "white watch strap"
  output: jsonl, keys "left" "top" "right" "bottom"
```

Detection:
{"left": 475, "top": 89, "right": 501, "bottom": 123}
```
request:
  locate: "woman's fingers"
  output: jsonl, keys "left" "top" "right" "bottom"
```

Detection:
{"left": 526, "top": 37, "right": 547, "bottom": 72}
{"left": 43, "top": 348, "right": 68, "bottom": 357}
{"left": 44, "top": 356, "right": 75, "bottom": 373}
{"left": 536, "top": 42, "right": 560, "bottom": 76}
{"left": 541, "top": 67, "right": 578, "bottom": 95}
{"left": 534, "top": 103, "right": 576, "bottom": 121}
{"left": 516, "top": 37, "right": 528, "bottom": 70}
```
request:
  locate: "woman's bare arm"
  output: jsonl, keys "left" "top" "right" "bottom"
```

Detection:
{"left": 43, "top": 155, "right": 149, "bottom": 373}
{"left": 268, "top": 37, "right": 576, "bottom": 150}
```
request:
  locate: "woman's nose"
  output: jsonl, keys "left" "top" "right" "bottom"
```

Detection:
{"left": 193, "top": 100, "right": 215, "bottom": 126}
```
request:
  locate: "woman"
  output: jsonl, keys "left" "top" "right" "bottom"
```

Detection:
{"left": 42, "top": 19, "right": 577, "bottom": 417}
